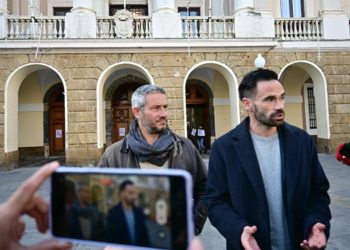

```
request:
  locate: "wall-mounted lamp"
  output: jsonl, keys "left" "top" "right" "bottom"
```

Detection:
{"left": 254, "top": 53, "right": 266, "bottom": 69}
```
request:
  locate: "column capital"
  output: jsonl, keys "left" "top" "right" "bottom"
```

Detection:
{"left": 233, "top": 0, "right": 254, "bottom": 15}
{"left": 70, "top": 6, "right": 96, "bottom": 14}
{"left": 72, "top": 0, "right": 95, "bottom": 14}
{"left": 152, "top": 0, "right": 176, "bottom": 13}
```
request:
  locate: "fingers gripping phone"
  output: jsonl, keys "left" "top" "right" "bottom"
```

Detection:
{"left": 50, "top": 167, "right": 194, "bottom": 250}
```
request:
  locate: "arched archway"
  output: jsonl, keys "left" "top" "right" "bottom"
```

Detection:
{"left": 4, "top": 63, "right": 67, "bottom": 166}
{"left": 96, "top": 62, "right": 154, "bottom": 149}
{"left": 183, "top": 61, "right": 239, "bottom": 143}
{"left": 186, "top": 80, "right": 213, "bottom": 150}
{"left": 279, "top": 60, "right": 330, "bottom": 151}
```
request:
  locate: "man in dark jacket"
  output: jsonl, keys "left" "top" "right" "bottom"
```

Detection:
{"left": 99, "top": 84, "right": 207, "bottom": 235}
{"left": 206, "top": 69, "right": 331, "bottom": 250}
{"left": 105, "top": 180, "right": 150, "bottom": 246}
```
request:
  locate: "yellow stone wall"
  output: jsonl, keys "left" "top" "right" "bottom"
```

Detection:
{"left": 0, "top": 50, "right": 349, "bottom": 167}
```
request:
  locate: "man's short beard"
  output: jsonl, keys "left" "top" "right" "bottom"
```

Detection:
{"left": 146, "top": 126, "right": 167, "bottom": 134}
{"left": 253, "top": 105, "right": 284, "bottom": 127}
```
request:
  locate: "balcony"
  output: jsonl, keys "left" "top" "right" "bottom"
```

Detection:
{"left": 2, "top": 15, "right": 339, "bottom": 42}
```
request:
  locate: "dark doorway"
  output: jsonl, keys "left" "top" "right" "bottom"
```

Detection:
{"left": 49, "top": 87, "right": 65, "bottom": 155}
{"left": 186, "top": 83, "right": 210, "bottom": 150}
{"left": 112, "top": 83, "right": 141, "bottom": 142}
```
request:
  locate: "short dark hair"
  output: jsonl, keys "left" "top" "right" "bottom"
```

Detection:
{"left": 119, "top": 180, "right": 134, "bottom": 193}
{"left": 238, "top": 69, "right": 279, "bottom": 100}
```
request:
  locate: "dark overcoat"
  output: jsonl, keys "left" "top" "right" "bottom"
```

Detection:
{"left": 206, "top": 118, "right": 331, "bottom": 250}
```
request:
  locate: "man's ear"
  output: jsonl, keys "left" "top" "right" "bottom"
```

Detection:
{"left": 132, "top": 107, "right": 141, "bottom": 119}
{"left": 242, "top": 97, "right": 253, "bottom": 112}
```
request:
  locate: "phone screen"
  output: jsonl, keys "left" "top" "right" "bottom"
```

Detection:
{"left": 51, "top": 169, "right": 192, "bottom": 250}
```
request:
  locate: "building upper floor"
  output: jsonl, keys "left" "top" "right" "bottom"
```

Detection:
{"left": 2, "top": 0, "right": 350, "bottom": 18}
{"left": 0, "top": 0, "right": 349, "bottom": 44}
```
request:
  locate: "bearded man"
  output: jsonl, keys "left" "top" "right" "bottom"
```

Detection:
{"left": 99, "top": 84, "right": 207, "bottom": 235}
{"left": 206, "top": 69, "right": 331, "bottom": 250}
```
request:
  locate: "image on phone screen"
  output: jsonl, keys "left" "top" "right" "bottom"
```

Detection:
{"left": 51, "top": 168, "right": 192, "bottom": 250}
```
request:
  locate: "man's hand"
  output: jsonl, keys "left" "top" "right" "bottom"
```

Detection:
{"left": 300, "top": 223, "right": 327, "bottom": 250}
{"left": 0, "top": 161, "right": 72, "bottom": 250}
{"left": 241, "top": 225, "right": 261, "bottom": 250}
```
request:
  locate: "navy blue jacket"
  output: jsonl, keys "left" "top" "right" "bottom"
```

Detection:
{"left": 206, "top": 118, "right": 331, "bottom": 250}
{"left": 105, "top": 203, "right": 150, "bottom": 247}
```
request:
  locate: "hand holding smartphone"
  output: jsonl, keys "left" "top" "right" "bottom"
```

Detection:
{"left": 50, "top": 167, "right": 194, "bottom": 250}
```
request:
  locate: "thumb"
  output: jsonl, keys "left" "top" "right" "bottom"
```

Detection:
{"left": 314, "top": 223, "right": 326, "bottom": 231}
{"left": 245, "top": 225, "right": 258, "bottom": 234}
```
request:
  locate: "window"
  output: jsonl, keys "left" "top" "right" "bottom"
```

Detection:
{"left": 280, "top": 0, "right": 304, "bottom": 17}
{"left": 303, "top": 83, "right": 317, "bottom": 135}
{"left": 306, "top": 86, "right": 317, "bottom": 129}
{"left": 178, "top": 7, "right": 201, "bottom": 37}
{"left": 110, "top": 5, "right": 148, "bottom": 16}
{"left": 178, "top": 7, "right": 200, "bottom": 17}
{"left": 53, "top": 7, "right": 71, "bottom": 16}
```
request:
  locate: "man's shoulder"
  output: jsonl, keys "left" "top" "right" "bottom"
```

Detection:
{"left": 174, "top": 133, "right": 192, "bottom": 143}
{"left": 104, "top": 138, "right": 126, "bottom": 154}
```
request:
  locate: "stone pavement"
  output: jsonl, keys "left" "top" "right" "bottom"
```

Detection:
{"left": 0, "top": 154, "right": 349, "bottom": 249}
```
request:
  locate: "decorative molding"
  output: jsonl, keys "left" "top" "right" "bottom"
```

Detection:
{"left": 114, "top": 10, "right": 133, "bottom": 38}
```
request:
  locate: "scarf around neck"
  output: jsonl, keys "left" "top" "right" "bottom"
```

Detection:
{"left": 126, "top": 119, "right": 177, "bottom": 166}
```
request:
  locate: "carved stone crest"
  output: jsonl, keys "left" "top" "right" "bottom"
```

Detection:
{"left": 114, "top": 9, "right": 133, "bottom": 38}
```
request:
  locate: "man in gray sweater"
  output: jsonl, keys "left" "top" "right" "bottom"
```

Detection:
{"left": 206, "top": 69, "right": 331, "bottom": 250}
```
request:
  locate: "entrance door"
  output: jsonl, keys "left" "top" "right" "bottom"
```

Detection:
{"left": 186, "top": 83, "right": 210, "bottom": 149}
{"left": 49, "top": 88, "right": 65, "bottom": 155}
{"left": 112, "top": 83, "right": 141, "bottom": 142}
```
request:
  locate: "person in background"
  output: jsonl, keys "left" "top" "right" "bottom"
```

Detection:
{"left": 336, "top": 142, "right": 350, "bottom": 166}
{"left": 197, "top": 125, "right": 206, "bottom": 154}
{"left": 98, "top": 84, "right": 207, "bottom": 235}
{"left": 0, "top": 161, "right": 72, "bottom": 250}
{"left": 206, "top": 69, "right": 331, "bottom": 250}
{"left": 66, "top": 182, "right": 104, "bottom": 241}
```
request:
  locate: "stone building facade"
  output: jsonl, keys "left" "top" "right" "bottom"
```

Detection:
{"left": 0, "top": 0, "right": 350, "bottom": 169}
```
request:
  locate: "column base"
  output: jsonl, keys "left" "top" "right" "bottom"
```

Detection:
{"left": 322, "top": 14, "right": 350, "bottom": 40}
{"left": 235, "top": 11, "right": 275, "bottom": 38}
{"left": 65, "top": 12, "right": 97, "bottom": 38}
{"left": 152, "top": 12, "right": 182, "bottom": 38}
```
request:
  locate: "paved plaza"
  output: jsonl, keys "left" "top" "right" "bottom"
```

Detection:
{"left": 0, "top": 154, "right": 349, "bottom": 249}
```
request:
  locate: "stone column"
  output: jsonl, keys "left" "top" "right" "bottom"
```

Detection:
{"left": 72, "top": 0, "right": 94, "bottom": 13}
{"left": 152, "top": 0, "right": 175, "bottom": 13}
{"left": 93, "top": 0, "right": 108, "bottom": 16}
{"left": 234, "top": 0, "right": 274, "bottom": 38}
{"left": 0, "top": 0, "right": 7, "bottom": 39}
{"left": 211, "top": 0, "right": 224, "bottom": 16}
{"left": 320, "top": 0, "right": 349, "bottom": 39}
{"left": 65, "top": 0, "right": 97, "bottom": 38}
{"left": 233, "top": 0, "right": 253, "bottom": 14}
{"left": 152, "top": 0, "right": 182, "bottom": 38}
{"left": 0, "top": 0, "right": 7, "bottom": 13}
{"left": 28, "top": 0, "right": 41, "bottom": 16}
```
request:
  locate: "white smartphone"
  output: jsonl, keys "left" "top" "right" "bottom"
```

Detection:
{"left": 50, "top": 167, "right": 194, "bottom": 250}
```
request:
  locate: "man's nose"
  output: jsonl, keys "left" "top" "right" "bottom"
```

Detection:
{"left": 159, "top": 107, "right": 168, "bottom": 116}
{"left": 275, "top": 99, "right": 285, "bottom": 110}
